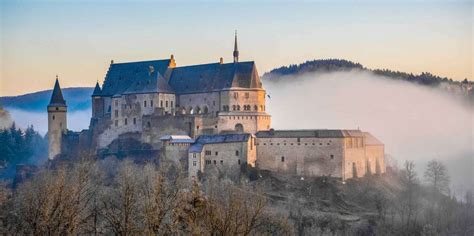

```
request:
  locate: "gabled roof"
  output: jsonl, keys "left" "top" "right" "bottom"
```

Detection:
{"left": 160, "top": 135, "right": 194, "bottom": 143}
{"left": 363, "top": 132, "right": 384, "bottom": 146}
{"left": 101, "top": 59, "right": 171, "bottom": 96}
{"left": 168, "top": 61, "right": 262, "bottom": 94}
{"left": 189, "top": 133, "right": 252, "bottom": 153}
{"left": 49, "top": 79, "right": 66, "bottom": 106}
{"left": 123, "top": 72, "right": 174, "bottom": 94}
{"left": 92, "top": 82, "right": 102, "bottom": 96}
{"left": 255, "top": 129, "right": 365, "bottom": 138}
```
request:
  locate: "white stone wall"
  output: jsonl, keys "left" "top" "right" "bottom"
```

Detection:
{"left": 217, "top": 113, "right": 271, "bottom": 134}
{"left": 178, "top": 92, "right": 220, "bottom": 115}
{"left": 256, "top": 137, "right": 344, "bottom": 177}
{"left": 188, "top": 138, "right": 256, "bottom": 179}
{"left": 365, "top": 144, "right": 385, "bottom": 175}
{"left": 47, "top": 106, "right": 67, "bottom": 160}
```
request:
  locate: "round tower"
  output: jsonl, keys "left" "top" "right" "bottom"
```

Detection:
{"left": 47, "top": 76, "right": 67, "bottom": 160}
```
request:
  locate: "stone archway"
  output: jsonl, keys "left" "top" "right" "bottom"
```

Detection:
{"left": 235, "top": 123, "right": 244, "bottom": 133}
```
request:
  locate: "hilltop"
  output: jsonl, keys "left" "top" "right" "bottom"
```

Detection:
{"left": 0, "top": 87, "right": 93, "bottom": 112}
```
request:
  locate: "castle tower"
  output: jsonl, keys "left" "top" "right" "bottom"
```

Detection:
{"left": 91, "top": 81, "right": 103, "bottom": 118}
{"left": 47, "top": 76, "right": 67, "bottom": 160}
{"left": 233, "top": 31, "right": 239, "bottom": 63}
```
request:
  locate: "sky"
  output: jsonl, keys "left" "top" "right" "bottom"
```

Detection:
{"left": 0, "top": 0, "right": 472, "bottom": 96}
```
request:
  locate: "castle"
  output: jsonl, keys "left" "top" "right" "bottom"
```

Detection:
{"left": 47, "top": 34, "right": 385, "bottom": 181}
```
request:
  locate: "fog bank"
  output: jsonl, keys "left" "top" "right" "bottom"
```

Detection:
{"left": 7, "top": 108, "right": 91, "bottom": 135}
{"left": 264, "top": 70, "right": 473, "bottom": 192}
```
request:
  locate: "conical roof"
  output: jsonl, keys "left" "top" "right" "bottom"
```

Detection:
{"left": 49, "top": 78, "right": 66, "bottom": 106}
{"left": 92, "top": 81, "right": 102, "bottom": 96}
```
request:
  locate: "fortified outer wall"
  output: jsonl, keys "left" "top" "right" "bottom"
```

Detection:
{"left": 256, "top": 137, "right": 344, "bottom": 177}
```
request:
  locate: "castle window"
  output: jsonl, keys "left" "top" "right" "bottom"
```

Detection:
{"left": 330, "top": 155, "right": 334, "bottom": 159}
{"left": 193, "top": 161, "right": 196, "bottom": 166}
{"left": 125, "top": 118, "right": 128, "bottom": 125}
{"left": 171, "top": 101, "right": 174, "bottom": 108}
{"left": 144, "top": 101, "right": 147, "bottom": 107}
{"left": 215, "top": 151, "right": 218, "bottom": 156}
{"left": 234, "top": 92, "right": 238, "bottom": 99}
{"left": 213, "top": 101, "right": 215, "bottom": 106}
{"left": 220, "top": 160, "right": 223, "bottom": 165}
{"left": 160, "top": 101, "right": 163, "bottom": 107}
{"left": 52, "top": 115, "right": 55, "bottom": 120}
{"left": 232, "top": 105, "right": 236, "bottom": 111}
{"left": 55, "top": 107, "right": 59, "bottom": 111}
{"left": 166, "top": 101, "right": 169, "bottom": 107}
{"left": 235, "top": 150, "right": 239, "bottom": 156}
{"left": 238, "top": 160, "right": 241, "bottom": 165}
{"left": 115, "top": 110, "right": 118, "bottom": 118}
{"left": 133, "top": 118, "right": 136, "bottom": 125}
{"left": 147, "top": 122, "right": 151, "bottom": 128}
{"left": 115, "top": 120, "right": 118, "bottom": 127}
{"left": 205, "top": 160, "right": 211, "bottom": 165}
{"left": 237, "top": 105, "right": 240, "bottom": 111}
{"left": 205, "top": 150, "right": 211, "bottom": 156}
{"left": 254, "top": 105, "right": 258, "bottom": 111}
{"left": 281, "top": 156, "right": 285, "bottom": 162}
{"left": 115, "top": 100, "right": 118, "bottom": 106}
{"left": 297, "top": 138, "right": 301, "bottom": 143}
{"left": 214, "top": 160, "right": 217, "bottom": 165}
{"left": 193, "top": 153, "right": 196, "bottom": 158}
{"left": 320, "top": 143, "right": 322, "bottom": 145}
{"left": 150, "top": 100, "right": 153, "bottom": 107}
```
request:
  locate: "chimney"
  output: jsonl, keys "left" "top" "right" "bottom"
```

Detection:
{"left": 219, "top": 57, "right": 223, "bottom": 64}
{"left": 168, "top": 54, "right": 176, "bottom": 68}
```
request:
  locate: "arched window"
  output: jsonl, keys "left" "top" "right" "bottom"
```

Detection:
{"left": 281, "top": 156, "right": 285, "bottom": 162}
{"left": 195, "top": 106, "right": 201, "bottom": 114}
{"left": 203, "top": 106, "right": 209, "bottom": 114}
{"left": 235, "top": 123, "right": 244, "bottom": 133}
{"left": 237, "top": 105, "right": 240, "bottom": 111}
{"left": 254, "top": 105, "right": 258, "bottom": 111}
{"left": 232, "top": 105, "right": 236, "bottom": 111}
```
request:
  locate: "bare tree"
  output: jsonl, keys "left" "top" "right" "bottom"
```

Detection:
{"left": 424, "top": 159, "right": 450, "bottom": 195}
{"left": 398, "top": 160, "right": 420, "bottom": 233}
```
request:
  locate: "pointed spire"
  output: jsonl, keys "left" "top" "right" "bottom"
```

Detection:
{"left": 92, "top": 81, "right": 102, "bottom": 97}
{"left": 233, "top": 30, "right": 239, "bottom": 63}
{"left": 49, "top": 76, "right": 66, "bottom": 105}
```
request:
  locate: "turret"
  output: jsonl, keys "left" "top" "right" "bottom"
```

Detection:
{"left": 47, "top": 76, "right": 67, "bottom": 160}
{"left": 233, "top": 31, "right": 239, "bottom": 63}
{"left": 91, "top": 81, "right": 104, "bottom": 118}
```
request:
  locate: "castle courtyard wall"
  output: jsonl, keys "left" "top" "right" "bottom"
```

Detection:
{"left": 256, "top": 137, "right": 344, "bottom": 177}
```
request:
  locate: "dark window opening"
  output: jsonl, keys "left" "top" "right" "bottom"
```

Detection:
{"left": 235, "top": 150, "right": 239, "bottom": 156}
{"left": 281, "top": 156, "right": 285, "bottom": 162}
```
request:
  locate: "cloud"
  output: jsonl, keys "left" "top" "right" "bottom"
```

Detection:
{"left": 264, "top": 70, "right": 473, "bottom": 193}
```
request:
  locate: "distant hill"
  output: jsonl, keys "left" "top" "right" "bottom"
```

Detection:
{"left": 0, "top": 87, "right": 93, "bottom": 112}
{"left": 263, "top": 59, "right": 470, "bottom": 86}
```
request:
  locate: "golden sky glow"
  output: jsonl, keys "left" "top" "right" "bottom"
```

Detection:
{"left": 1, "top": 1, "right": 472, "bottom": 96}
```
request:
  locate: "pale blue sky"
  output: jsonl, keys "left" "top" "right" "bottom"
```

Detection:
{"left": 1, "top": 0, "right": 472, "bottom": 95}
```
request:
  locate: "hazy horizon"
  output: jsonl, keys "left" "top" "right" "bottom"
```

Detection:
{"left": 1, "top": 0, "right": 472, "bottom": 96}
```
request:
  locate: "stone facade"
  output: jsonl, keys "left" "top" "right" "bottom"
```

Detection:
{"left": 188, "top": 134, "right": 256, "bottom": 179}
{"left": 256, "top": 130, "right": 386, "bottom": 181}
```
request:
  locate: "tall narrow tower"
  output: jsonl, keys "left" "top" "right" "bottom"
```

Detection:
{"left": 233, "top": 31, "right": 239, "bottom": 63}
{"left": 47, "top": 76, "right": 67, "bottom": 160}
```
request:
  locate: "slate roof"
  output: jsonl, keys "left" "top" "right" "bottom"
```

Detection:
{"left": 255, "top": 129, "right": 365, "bottom": 138}
{"left": 49, "top": 79, "right": 66, "bottom": 106}
{"left": 189, "top": 134, "right": 251, "bottom": 153}
{"left": 160, "top": 135, "right": 194, "bottom": 143}
{"left": 168, "top": 61, "right": 262, "bottom": 94}
{"left": 92, "top": 82, "right": 102, "bottom": 96}
{"left": 101, "top": 59, "right": 171, "bottom": 96}
{"left": 100, "top": 59, "right": 262, "bottom": 96}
